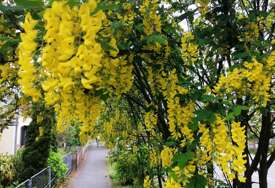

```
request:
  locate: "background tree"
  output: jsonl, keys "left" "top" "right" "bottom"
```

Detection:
{"left": 0, "top": 0, "right": 22, "bottom": 133}
{"left": 20, "top": 103, "right": 57, "bottom": 181}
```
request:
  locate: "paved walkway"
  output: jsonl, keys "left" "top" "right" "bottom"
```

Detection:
{"left": 69, "top": 142, "right": 111, "bottom": 188}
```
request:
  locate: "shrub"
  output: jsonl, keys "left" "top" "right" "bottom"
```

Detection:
{"left": 47, "top": 151, "right": 68, "bottom": 178}
{"left": 0, "top": 154, "right": 15, "bottom": 186}
{"left": 109, "top": 143, "right": 148, "bottom": 186}
{"left": 13, "top": 149, "right": 24, "bottom": 181}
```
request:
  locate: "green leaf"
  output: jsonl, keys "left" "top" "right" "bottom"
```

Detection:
{"left": 145, "top": 33, "right": 168, "bottom": 45}
{"left": 111, "top": 21, "right": 124, "bottom": 33}
{"left": 226, "top": 105, "right": 248, "bottom": 121}
{"left": 195, "top": 109, "right": 216, "bottom": 123}
{"left": 186, "top": 174, "right": 207, "bottom": 188}
{"left": 173, "top": 151, "right": 193, "bottom": 168}
{"left": 67, "top": 0, "right": 81, "bottom": 6}
{"left": 201, "top": 94, "right": 216, "bottom": 103}
{"left": 134, "top": 23, "right": 144, "bottom": 33}
{"left": 14, "top": 0, "right": 44, "bottom": 9}
{"left": 93, "top": 1, "right": 120, "bottom": 14}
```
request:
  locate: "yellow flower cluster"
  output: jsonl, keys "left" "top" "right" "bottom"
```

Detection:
{"left": 160, "top": 146, "right": 176, "bottom": 167}
{"left": 100, "top": 109, "right": 133, "bottom": 148}
{"left": 166, "top": 70, "right": 190, "bottom": 140}
{"left": 0, "top": 64, "right": 12, "bottom": 82}
{"left": 145, "top": 111, "right": 157, "bottom": 131}
{"left": 116, "top": 3, "right": 135, "bottom": 28}
{"left": 18, "top": 13, "right": 41, "bottom": 101}
{"left": 197, "top": 124, "right": 212, "bottom": 172}
{"left": 140, "top": 0, "right": 161, "bottom": 35}
{"left": 144, "top": 176, "right": 151, "bottom": 188}
{"left": 164, "top": 178, "right": 182, "bottom": 188}
{"left": 39, "top": 1, "right": 106, "bottom": 134}
{"left": 195, "top": 0, "right": 209, "bottom": 15}
{"left": 18, "top": 0, "right": 135, "bottom": 136}
{"left": 102, "top": 56, "right": 134, "bottom": 95}
{"left": 213, "top": 116, "right": 234, "bottom": 179}
{"left": 181, "top": 32, "right": 198, "bottom": 64}
{"left": 78, "top": 2, "right": 106, "bottom": 90}
{"left": 231, "top": 122, "right": 246, "bottom": 182}
{"left": 243, "top": 22, "right": 259, "bottom": 42}
{"left": 171, "top": 161, "right": 196, "bottom": 186}
{"left": 140, "top": 0, "right": 163, "bottom": 52}
{"left": 215, "top": 58, "right": 272, "bottom": 106}
{"left": 213, "top": 116, "right": 246, "bottom": 182}
{"left": 178, "top": 102, "right": 195, "bottom": 147}
{"left": 149, "top": 149, "right": 159, "bottom": 167}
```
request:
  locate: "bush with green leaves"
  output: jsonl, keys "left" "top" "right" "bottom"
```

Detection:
{"left": 109, "top": 142, "right": 149, "bottom": 186}
{"left": 47, "top": 151, "right": 68, "bottom": 178}
{"left": 0, "top": 154, "right": 15, "bottom": 187}
{"left": 13, "top": 149, "right": 24, "bottom": 181}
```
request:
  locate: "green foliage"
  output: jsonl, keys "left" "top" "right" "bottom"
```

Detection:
{"left": 14, "top": 0, "right": 44, "bottom": 9}
{"left": 145, "top": 33, "right": 168, "bottom": 46}
{"left": 13, "top": 149, "right": 24, "bottom": 182}
{"left": 186, "top": 175, "right": 207, "bottom": 188}
{"left": 64, "top": 123, "right": 81, "bottom": 146}
{"left": 109, "top": 143, "right": 149, "bottom": 186}
{"left": 173, "top": 151, "right": 194, "bottom": 169}
{"left": 0, "top": 154, "right": 15, "bottom": 186}
{"left": 47, "top": 151, "right": 68, "bottom": 178}
{"left": 19, "top": 104, "right": 57, "bottom": 181}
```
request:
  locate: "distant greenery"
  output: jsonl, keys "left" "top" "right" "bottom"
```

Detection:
{"left": 107, "top": 157, "right": 142, "bottom": 188}
{"left": 47, "top": 151, "right": 68, "bottom": 178}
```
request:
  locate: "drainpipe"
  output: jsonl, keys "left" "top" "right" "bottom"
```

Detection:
{"left": 13, "top": 112, "right": 19, "bottom": 154}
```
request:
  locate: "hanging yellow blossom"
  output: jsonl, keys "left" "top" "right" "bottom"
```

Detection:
{"left": 143, "top": 176, "right": 151, "bottom": 188}
{"left": 140, "top": 0, "right": 161, "bottom": 35}
{"left": 215, "top": 58, "right": 272, "bottom": 106}
{"left": 18, "top": 13, "right": 41, "bottom": 101}
{"left": 164, "top": 178, "right": 182, "bottom": 188}
{"left": 181, "top": 32, "right": 198, "bottom": 64}
{"left": 161, "top": 146, "right": 176, "bottom": 167}
{"left": 197, "top": 124, "right": 212, "bottom": 172}
{"left": 231, "top": 121, "right": 246, "bottom": 182}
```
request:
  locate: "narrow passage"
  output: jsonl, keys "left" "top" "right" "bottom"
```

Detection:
{"left": 69, "top": 142, "right": 111, "bottom": 188}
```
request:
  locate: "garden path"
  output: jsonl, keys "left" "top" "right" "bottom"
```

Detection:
{"left": 68, "top": 142, "right": 111, "bottom": 188}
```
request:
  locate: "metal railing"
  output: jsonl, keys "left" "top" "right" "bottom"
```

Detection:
{"left": 16, "top": 167, "right": 54, "bottom": 188}
{"left": 16, "top": 145, "right": 88, "bottom": 188}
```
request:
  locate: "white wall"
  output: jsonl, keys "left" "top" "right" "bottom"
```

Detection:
{"left": 0, "top": 116, "right": 31, "bottom": 155}
{"left": 0, "top": 126, "right": 16, "bottom": 155}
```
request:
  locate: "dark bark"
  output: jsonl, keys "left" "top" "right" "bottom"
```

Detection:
{"left": 258, "top": 102, "right": 271, "bottom": 188}
{"left": 157, "top": 173, "right": 163, "bottom": 188}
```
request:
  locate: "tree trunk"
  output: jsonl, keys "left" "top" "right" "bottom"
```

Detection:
{"left": 259, "top": 102, "right": 271, "bottom": 188}
{"left": 207, "top": 162, "right": 214, "bottom": 187}
{"left": 157, "top": 174, "right": 163, "bottom": 188}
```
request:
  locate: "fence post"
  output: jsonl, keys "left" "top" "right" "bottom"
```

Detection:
{"left": 28, "top": 179, "right": 32, "bottom": 188}
{"left": 48, "top": 166, "right": 51, "bottom": 188}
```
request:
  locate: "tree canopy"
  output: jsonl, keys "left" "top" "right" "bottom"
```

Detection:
{"left": 0, "top": 0, "right": 274, "bottom": 187}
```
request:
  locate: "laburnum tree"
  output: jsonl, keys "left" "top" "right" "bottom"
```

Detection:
{"left": 0, "top": 1, "right": 22, "bottom": 132}
{"left": 0, "top": 1, "right": 58, "bottom": 181}
{"left": 15, "top": 0, "right": 274, "bottom": 188}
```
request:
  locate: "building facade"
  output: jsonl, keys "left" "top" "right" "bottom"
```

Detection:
{"left": 0, "top": 115, "right": 31, "bottom": 155}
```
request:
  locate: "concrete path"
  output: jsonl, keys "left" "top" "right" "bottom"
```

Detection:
{"left": 69, "top": 142, "right": 111, "bottom": 188}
